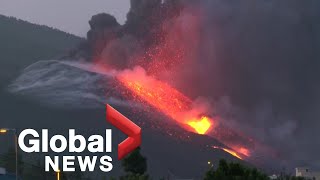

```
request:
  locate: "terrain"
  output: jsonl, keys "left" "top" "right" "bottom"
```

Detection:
{"left": 0, "top": 14, "right": 246, "bottom": 179}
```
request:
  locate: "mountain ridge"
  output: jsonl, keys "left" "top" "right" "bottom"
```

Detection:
{"left": 0, "top": 14, "right": 83, "bottom": 87}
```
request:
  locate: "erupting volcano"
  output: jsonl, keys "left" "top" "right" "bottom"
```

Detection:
{"left": 5, "top": 0, "right": 318, "bottom": 176}
{"left": 91, "top": 65, "right": 253, "bottom": 161}
{"left": 117, "top": 67, "right": 213, "bottom": 135}
{"left": 71, "top": 0, "right": 265, "bottom": 163}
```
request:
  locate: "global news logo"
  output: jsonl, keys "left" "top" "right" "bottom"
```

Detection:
{"left": 3, "top": 104, "right": 141, "bottom": 173}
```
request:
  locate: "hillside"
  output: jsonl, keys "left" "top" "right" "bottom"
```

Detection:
{"left": 0, "top": 14, "right": 251, "bottom": 174}
{"left": 0, "top": 15, "right": 83, "bottom": 87}
{"left": 0, "top": 8, "right": 264, "bottom": 179}
{"left": 1, "top": 60, "right": 246, "bottom": 178}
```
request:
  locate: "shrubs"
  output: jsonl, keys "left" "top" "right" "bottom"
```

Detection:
{"left": 119, "top": 147, "right": 149, "bottom": 180}
{"left": 204, "top": 159, "right": 269, "bottom": 180}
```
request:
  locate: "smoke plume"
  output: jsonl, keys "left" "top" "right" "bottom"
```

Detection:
{"left": 9, "top": 0, "right": 320, "bottom": 171}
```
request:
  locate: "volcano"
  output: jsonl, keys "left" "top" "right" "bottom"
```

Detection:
{"left": 5, "top": 60, "right": 252, "bottom": 178}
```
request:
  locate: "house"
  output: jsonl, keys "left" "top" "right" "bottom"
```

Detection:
{"left": 296, "top": 167, "right": 320, "bottom": 180}
{"left": 269, "top": 174, "right": 278, "bottom": 179}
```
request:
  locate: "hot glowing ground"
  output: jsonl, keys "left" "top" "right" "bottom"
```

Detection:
{"left": 212, "top": 146, "right": 245, "bottom": 160}
{"left": 112, "top": 67, "right": 254, "bottom": 160}
{"left": 187, "top": 116, "right": 211, "bottom": 134}
{"left": 117, "top": 68, "right": 213, "bottom": 135}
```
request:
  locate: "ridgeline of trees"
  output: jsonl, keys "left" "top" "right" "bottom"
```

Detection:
{"left": 203, "top": 159, "right": 307, "bottom": 180}
{"left": 0, "top": 15, "right": 83, "bottom": 87}
{"left": 204, "top": 159, "right": 269, "bottom": 180}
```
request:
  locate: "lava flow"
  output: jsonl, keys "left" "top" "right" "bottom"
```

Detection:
{"left": 117, "top": 67, "right": 213, "bottom": 135}
{"left": 187, "top": 116, "right": 212, "bottom": 134}
{"left": 212, "top": 146, "right": 244, "bottom": 160}
{"left": 115, "top": 67, "right": 254, "bottom": 160}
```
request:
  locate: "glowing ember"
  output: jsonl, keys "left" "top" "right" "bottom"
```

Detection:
{"left": 238, "top": 147, "right": 250, "bottom": 157}
{"left": 212, "top": 146, "right": 243, "bottom": 160}
{"left": 187, "top": 116, "right": 211, "bottom": 134}
{"left": 117, "top": 67, "right": 213, "bottom": 134}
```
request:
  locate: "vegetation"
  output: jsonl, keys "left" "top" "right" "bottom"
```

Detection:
{"left": 0, "top": 11, "right": 310, "bottom": 180}
{"left": 122, "top": 147, "right": 147, "bottom": 175}
{"left": 119, "top": 147, "right": 149, "bottom": 180}
{"left": 203, "top": 159, "right": 307, "bottom": 180}
{"left": 204, "top": 159, "right": 269, "bottom": 180}
{"left": 0, "top": 146, "right": 307, "bottom": 180}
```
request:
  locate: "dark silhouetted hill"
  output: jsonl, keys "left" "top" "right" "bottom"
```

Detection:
{"left": 0, "top": 15, "right": 83, "bottom": 87}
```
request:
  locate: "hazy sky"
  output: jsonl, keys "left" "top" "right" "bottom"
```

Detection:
{"left": 0, "top": 0, "right": 130, "bottom": 37}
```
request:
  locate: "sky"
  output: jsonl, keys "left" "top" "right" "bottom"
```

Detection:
{"left": 0, "top": 0, "right": 130, "bottom": 37}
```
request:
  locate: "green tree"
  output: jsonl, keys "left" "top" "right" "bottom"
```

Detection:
{"left": 121, "top": 147, "right": 149, "bottom": 180}
{"left": 122, "top": 147, "right": 147, "bottom": 175}
{"left": 119, "top": 174, "right": 149, "bottom": 180}
{"left": 204, "top": 159, "right": 269, "bottom": 180}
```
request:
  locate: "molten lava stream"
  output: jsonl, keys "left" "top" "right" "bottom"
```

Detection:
{"left": 116, "top": 69, "right": 213, "bottom": 135}
{"left": 115, "top": 67, "right": 252, "bottom": 160}
{"left": 212, "top": 146, "right": 244, "bottom": 160}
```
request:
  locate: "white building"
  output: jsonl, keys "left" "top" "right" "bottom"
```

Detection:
{"left": 296, "top": 167, "right": 320, "bottom": 180}
{"left": 269, "top": 174, "right": 278, "bottom": 179}
{"left": 0, "top": 167, "right": 6, "bottom": 175}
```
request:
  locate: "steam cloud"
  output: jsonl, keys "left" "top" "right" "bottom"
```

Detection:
{"left": 9, "top": 0, "right": 320, "bottom": 171}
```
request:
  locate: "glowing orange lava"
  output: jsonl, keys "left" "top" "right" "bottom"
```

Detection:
{"left": 238, "top": 147, "right": 250, "bottom": 157}
{"left": 187, "top": 116, "right": 211, "bottom": 134}
{"left": 212, "top": 146, "right": 243, "bottom": 160}
{"left": 117, "top": 68, "right": 213, "bottom": 134}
